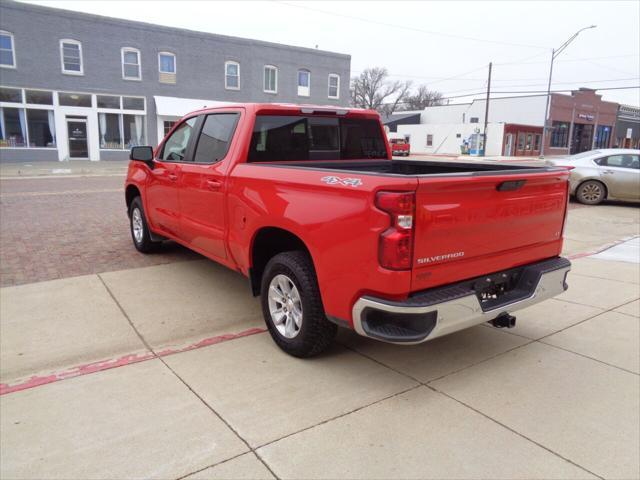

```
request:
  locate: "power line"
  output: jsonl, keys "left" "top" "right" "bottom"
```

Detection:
{"left": 274, "top": 1, "right": 549, "bottom": 50}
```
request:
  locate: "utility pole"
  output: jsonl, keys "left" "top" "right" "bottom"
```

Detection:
{"left": 482, "top": 62, "right": 492, "bottom": 156}
{"left": 540, "top": 25, "right": 596, "bottom": 157}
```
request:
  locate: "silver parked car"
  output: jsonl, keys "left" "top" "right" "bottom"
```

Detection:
{"left": 547, "top": 149, "right": 640, "bottom": 205}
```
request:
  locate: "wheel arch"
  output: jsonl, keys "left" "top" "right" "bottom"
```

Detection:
{"left": 125, "top": 184, "right": 142, "bottom": 214}
{"left": 249, "top": 227, "right": 314, "bottom": 296}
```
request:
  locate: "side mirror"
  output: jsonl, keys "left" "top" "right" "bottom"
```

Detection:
{"left": 130, "top": 146, "right": 154, "bottom": 162}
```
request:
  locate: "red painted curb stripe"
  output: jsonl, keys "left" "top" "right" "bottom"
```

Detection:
{"left": 0, "top": 327, "right": 266, "bottom": 396}
{"left": 567, "top": 235, "right": 638, "bottom": 261}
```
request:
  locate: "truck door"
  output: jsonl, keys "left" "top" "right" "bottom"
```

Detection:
{"left": 178, "top": 112, "right": 240, "bottom": 259}
{"left": 146, "top": 117, "right": 198, "bottom": 237}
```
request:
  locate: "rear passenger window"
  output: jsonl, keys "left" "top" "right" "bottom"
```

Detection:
{"left": 161, "top": 117, "right": 197, "bottom": 162}
{"left": 248, "top": 115, "right": 387, "bottom": 162}
{"left": 597, "top": 154, "right": 639, "bottom": 169}
{"left": 193, "top": 113, "right": 239, "bottom": 163}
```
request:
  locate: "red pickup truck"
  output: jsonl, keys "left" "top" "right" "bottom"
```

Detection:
{"left": 126, "top": 103, "right": 571, "bottom": 357}
{"left": 389, "top": 137, "right": 410, "bottom": 156}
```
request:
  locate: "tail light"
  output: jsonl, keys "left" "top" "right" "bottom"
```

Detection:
{"left": 375, "top": 191, "right": 415, "bottom": 270}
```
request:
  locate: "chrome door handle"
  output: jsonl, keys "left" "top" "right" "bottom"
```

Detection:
{"left": 602, "top": 170, "right": 614, "bottom": 174}
{"left": 168, "top": 173, "right": 178, "bottom": 181}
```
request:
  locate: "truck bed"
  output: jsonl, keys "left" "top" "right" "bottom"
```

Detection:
{"left": 260, "top": 159, "right": 557, "bottom": 176}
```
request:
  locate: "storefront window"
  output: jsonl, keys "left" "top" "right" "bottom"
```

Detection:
{"left": 25, "top": 90, "right": 53, "bottom": 105}
{"left": 58, "top": 92, "right": 91, "bottom": 107}
{"left": 98, "top": 112, "right": 122, "bottom": 149}
{"left": 26, "top": 109, "right": 55, "bottom": 147}
{"left": 123, "top": 114, "right": 145, "bottom": 147}
{"left": 0, "top": 107, "right": 26, "bottom": 147}
{"left": 550, "top": 121, "right": 569, "bottom": 148}
{"left": 122, "top": 97, "right": 144, "bottom": 110}
{"left": 594, "top": 125, "right": 611, "bottom": 149}
{"left": 97, "top": 95, "right": 120, "bottom": 109}
{"left": 534, "top": 134, "right": 541, "bottom": 150}
{"left": 0, "top": 87, "right": 22, "bottom": 103}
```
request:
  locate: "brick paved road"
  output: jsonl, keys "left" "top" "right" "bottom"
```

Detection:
{"left": 0, "top": 175, "right": 199, "bottom": 287}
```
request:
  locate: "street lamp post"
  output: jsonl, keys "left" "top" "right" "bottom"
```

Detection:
{"left": 540, "top": 25, "right": 597, "bottom": 157}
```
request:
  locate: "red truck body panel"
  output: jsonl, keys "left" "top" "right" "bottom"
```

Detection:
{"left": 126, "top": 103, "right": 570, "bottom": 330}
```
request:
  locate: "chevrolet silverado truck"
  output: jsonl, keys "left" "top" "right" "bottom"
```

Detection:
{"left": 125, "top": 103, "right": 571, "bottom": 357}
{"left": 389, "top": 136, "right": 410, "bottom": 156}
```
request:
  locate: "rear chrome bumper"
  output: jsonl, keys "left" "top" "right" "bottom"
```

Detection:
{"left": 352, "top": 257, "right": 571, "bottom": 344}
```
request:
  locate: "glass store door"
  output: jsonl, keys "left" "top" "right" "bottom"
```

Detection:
{"left": 67, "top": 118, "right": 88, "bottom": 159}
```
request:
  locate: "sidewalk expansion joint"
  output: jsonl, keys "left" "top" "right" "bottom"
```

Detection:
{"left": 96, "top": 274, "right": 280, "bottom": 480}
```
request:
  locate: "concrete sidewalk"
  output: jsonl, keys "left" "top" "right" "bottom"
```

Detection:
{"left": 1, "top": 246, "right": 638, "bottom": 479}
{"left": 0, "top": 161, "right": 128, "bottom": 178}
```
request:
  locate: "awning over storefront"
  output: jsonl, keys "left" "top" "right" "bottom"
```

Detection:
{"left": 153, "top": 96, "right": 233, "bottom": 117}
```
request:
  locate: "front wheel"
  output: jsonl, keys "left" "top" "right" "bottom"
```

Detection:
{"left": 576, "top": 180, "right": 606, "bottom": 205}
{"left": 260, "top": 251, "right": 337, "bottom": 357}
{"left": 129, "top": 197, "right": 161, "bottom": 253}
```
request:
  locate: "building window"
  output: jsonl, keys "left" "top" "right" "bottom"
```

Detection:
{"left": 97, "top": 95, "right": 121, "bottom": 109}
{"left": 122, "top": 96, "right": 145, "bottom": 110}
{"left": 26, "top": 109, "right": 55, "bottom": 147}
{"left": 25, "top": 90, "right": 53, "bottom": 105}
{"left": 225, "top": 61, "right": 240, "bottom": 90}
{"left": 158, "top": 52, "right": 176, "bottom": 74}
{"left": 0, "top": 107, "right": 55, "bottom": 148}
{"left": 264, "top": 65, "right": 277, "bottom": 93}
{"left": 426, "top": 134, "right": 433, "bottom": 147}
{"left": 0, "top": 86, "right": 22, "bottom": 103}
{"left": 298, "top": 70, "right": 311, "bottom": 97}
{"left": 0, "top": 31, "right": 16, "bottom": 68}
{"left": 58, "top": 92, "right": 92, "bottom": 107}
{"left": 594, "top": 125, "right": 611, "bottom": 149}
{"left": 0, "top": 107, "right": 26, "bottom": 147}
{"left": 328, "top": 74, "right": 340, "bottom": 99}
{"left": 60, "top": 39, "right": 83, "bottom": 75}
{"left": 98, "top": 113, "right": 145, "bottom": 149}
{"left": 122, "top": 47, "right": 141, "bottom": 80}
{"left": 297, "top": 69, "right": 310, "bottom": 97}
{"left": 534, "top": 134, "right": 541, "bottom": 150}
{"left": 550, "top": 121, "right": 570, "bottom": 148}
{"left": 163, "top": 120, "right": 176, "bottom": 136}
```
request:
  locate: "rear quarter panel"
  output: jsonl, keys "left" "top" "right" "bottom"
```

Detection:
{"left": 227, "top": 163, "right": 417, "bottom": 323}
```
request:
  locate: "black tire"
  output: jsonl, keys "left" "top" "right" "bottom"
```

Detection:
{"left": 260, "top": 251, "right": 337, "bottom": 357}
{"left": 129, "top": 196, "right": 161, "bottom": 253}
{"left": 576, "top": 180, "right": 606, "bottom": 205}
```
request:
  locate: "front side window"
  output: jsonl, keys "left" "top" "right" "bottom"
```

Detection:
{"left": 248, "top": 115, "right": 387, "bottom": 162}
{"left": 297, "top": 70, "right": 310, "bottom": 97}
{"left": 225, "top": 61, "right": 240, "bottom": 90}
{"left": 0, "top": 31, "right": 15, "bottom": 68}
{"left": 328, "top": 74, "right": 340, "bottom": 99}
{"left": 193, "top": 113, "right": 239, "bottom": 163}
{"left": 158, "top": 52, "right": 176, "bottom": 74}
{"left": 550, "top": 121, "right": 570, "bottom": 148}
{"left": 264, "top": 65, "right": 277, "bottom": 93}
{"left": 122, "top": 48, "right": 141, "bottom": 80}
{"left": 60, "top": 39, "right": 83, "bottom": 75}
{"left": 161, "top": 117, "right": 197, "bottom": 161}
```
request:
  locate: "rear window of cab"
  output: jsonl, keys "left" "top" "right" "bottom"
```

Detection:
{"left": 248, "top": 115, "right": 388, "bottom": 162}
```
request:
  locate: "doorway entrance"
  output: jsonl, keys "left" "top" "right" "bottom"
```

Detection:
{"left": 66, "top": 117, "right": 88, "bottom": 159}
{"left": 570, "top": 123, "right": 593, "bottom": 154}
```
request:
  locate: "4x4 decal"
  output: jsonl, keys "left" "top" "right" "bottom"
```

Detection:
{"left": 321, "top": 176, "right": 363, "bottom": 187}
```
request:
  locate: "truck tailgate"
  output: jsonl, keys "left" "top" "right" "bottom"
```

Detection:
{"left": 411, "top": 170, "right": 569, "bottom": 292}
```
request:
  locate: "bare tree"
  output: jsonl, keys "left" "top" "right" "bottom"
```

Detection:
{"left": 350, "top": 67, "right": 412, "bottom": 115}
{"left": 401, "top": 85, "right": 445, "bottom": 110}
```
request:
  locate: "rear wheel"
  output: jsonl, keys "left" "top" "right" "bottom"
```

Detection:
{"left": 576, "top": 180, "right": 606, "bottom": 205}
{"left": 260, "top": 251, "right": 337, "bottom": 357}
{"left": 129, "top": 197, "right": 161, "bottom": 253}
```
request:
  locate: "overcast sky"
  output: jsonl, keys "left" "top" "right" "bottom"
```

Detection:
{"left": 23, "top": 0, "right": 640, "bottom": 105}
